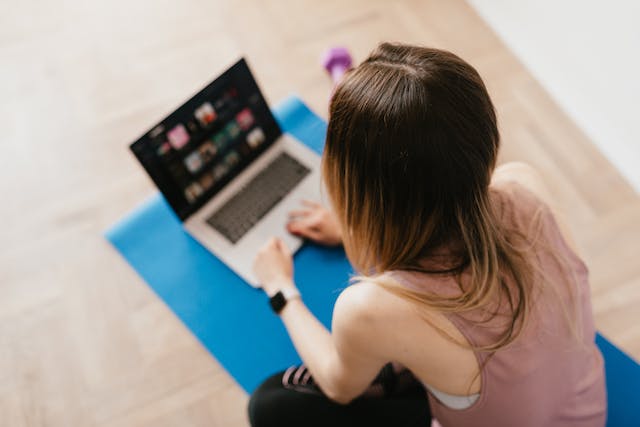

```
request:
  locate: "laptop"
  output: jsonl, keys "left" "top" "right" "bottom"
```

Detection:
{"left": 130, "top": 58, "right": 321, "bottom": 287}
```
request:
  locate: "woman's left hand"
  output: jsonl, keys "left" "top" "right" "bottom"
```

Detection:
{"left": 253, "top": 237, "right": 295, "bottom": 295}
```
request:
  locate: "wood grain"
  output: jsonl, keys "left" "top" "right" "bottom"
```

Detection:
{"left": 1, "top": 0, "right": 638, "bottom": 425}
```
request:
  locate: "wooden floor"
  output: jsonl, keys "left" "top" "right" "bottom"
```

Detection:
{"left": 2, "top": 0, "right": 639, "bottom": 425}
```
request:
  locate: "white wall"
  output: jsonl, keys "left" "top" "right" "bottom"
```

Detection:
{"left": 468, "top": 0, "right": 640, "bottom": 193}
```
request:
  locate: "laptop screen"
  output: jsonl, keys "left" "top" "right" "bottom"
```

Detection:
{"left": 130, "top": 58, "right": 282, "bottom": 220}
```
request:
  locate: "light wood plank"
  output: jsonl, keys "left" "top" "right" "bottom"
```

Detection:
{"left": 1, "top": 0, "right": 638, "bottom": 425}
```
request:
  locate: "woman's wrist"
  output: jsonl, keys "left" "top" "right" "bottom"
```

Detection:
{"left": 266, "top": 280, "right": 302, "bottom": 315}
{"left": 278, "top": 294, "right": 304, "bottom": 316}
{"left": 263, "top": 276, "right": 297, "bottom": 297}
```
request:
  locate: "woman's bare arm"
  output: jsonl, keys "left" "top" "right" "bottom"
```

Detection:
{"left": 253, "top": 239, "right": 387, "bottom": 404}
{"left": 276, "top": 282, "right": 389, "bottom": 404}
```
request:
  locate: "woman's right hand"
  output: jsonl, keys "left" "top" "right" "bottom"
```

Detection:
{"left": 286, "top": 200, "right": 343, "bottom": 247}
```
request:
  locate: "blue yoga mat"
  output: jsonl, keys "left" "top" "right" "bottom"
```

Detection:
{"left": 595, "top": 334, "right": 640, "bottom": 426}
{"left": 107, "top": 96, "right": 353, "bottom": 394}
{"left": 107, "top": 95, "right": 639, "bottom": 426}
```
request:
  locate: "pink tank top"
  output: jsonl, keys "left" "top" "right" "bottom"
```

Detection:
{"left": 390, "top": 181, "right": 606, "bottom": 427}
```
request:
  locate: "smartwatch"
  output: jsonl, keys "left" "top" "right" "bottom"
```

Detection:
{"left": 269, "top": 288, "right": 301, "bottom": 314}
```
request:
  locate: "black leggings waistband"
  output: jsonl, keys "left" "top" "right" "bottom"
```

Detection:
{"left": 248, "top": 364, "right": 432, "bottom": 427}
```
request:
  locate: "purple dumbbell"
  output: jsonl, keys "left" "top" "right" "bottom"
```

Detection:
{"left": 321, "top": 47, "right": 353, "bottom": 85}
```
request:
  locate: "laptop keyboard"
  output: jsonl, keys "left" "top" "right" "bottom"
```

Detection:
{"left": 206, "top": 152, "right": 311, "bottom": 244}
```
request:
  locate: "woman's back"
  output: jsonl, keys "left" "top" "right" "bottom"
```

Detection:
{"left": 249, "top": 43, "right": 606, "bottom": 427}
{"left": 375, "top": 180, "right": 606, "bottom": 427}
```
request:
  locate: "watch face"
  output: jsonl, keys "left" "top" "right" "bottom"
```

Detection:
{"left": 269, "top": 291, "right": 287, "bottom": 314}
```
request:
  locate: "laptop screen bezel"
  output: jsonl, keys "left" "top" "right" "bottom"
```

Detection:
{"left": 129, "top": 58, "right": 282, "bottom": 221}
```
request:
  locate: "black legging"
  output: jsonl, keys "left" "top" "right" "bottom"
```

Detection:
{"left": 248, "top": 364, "right": 432, "bottom": 427}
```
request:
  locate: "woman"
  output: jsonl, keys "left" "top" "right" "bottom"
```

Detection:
{"left": 249, "top": 43, "right": 606, "bottom": 427}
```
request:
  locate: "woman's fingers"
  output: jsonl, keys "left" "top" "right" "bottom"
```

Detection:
{"left": 288, "top": 222, "right": 323, "bottom": 241}
{"left": 287, "top": 219, "right": 311, "bottom": 234}
{"left": 288, "top": 212, "right": 322, "bottom": 230}
{"left": 288, "top": 208, "right": 314, "bottom": 219}
{"left": 285, "top": 200, "right": 340, "bottom": 246}
{"left": 261, "top": 237, "right": 279, "bottom": 252}
{"left": 259, "top": 237, "right": 291, "bottom": 261}
{"left": 287, "top": 217, "right": 321, "bottom": 236}
{"left": 275, "top": 238, "right": 292, "bottom": 257}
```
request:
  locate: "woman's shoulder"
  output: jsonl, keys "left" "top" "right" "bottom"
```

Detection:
{"left": 330, "top": 281, "right": 407, "bottom": 360}
{"left": 333, "top": 279, "right": 429, "bottom": 336}
{"left": 491, "top": 162, "right": 553, "bottom": 210}
{"left": 333, "top": 277, "right": 451, "bottom": 337}
{"left": 491, "top": 165, "right": 550, "bottom": 222}
{"left": 490, "top": 161, "right": 583, "bottom": 259}
{"left": 333, "top": 280, "right": 402, "bottom": 321}
{"left": 334, "top": 277, "right": 483, "bottom": 391}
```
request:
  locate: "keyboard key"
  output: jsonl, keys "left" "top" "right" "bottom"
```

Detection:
{"left": 206, "top": 152, "right": 310, "bottom": 244}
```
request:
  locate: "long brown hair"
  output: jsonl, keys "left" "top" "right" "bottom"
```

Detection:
{"left": 323, "top": 43, "right": 538, "bottom": 352}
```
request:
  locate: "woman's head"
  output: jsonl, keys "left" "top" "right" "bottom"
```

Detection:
{"left": 323, "top": 43, "right": 500, "bottom": 274}
{"left": 323, "top": 43, "right": 582, "bottom": 354}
